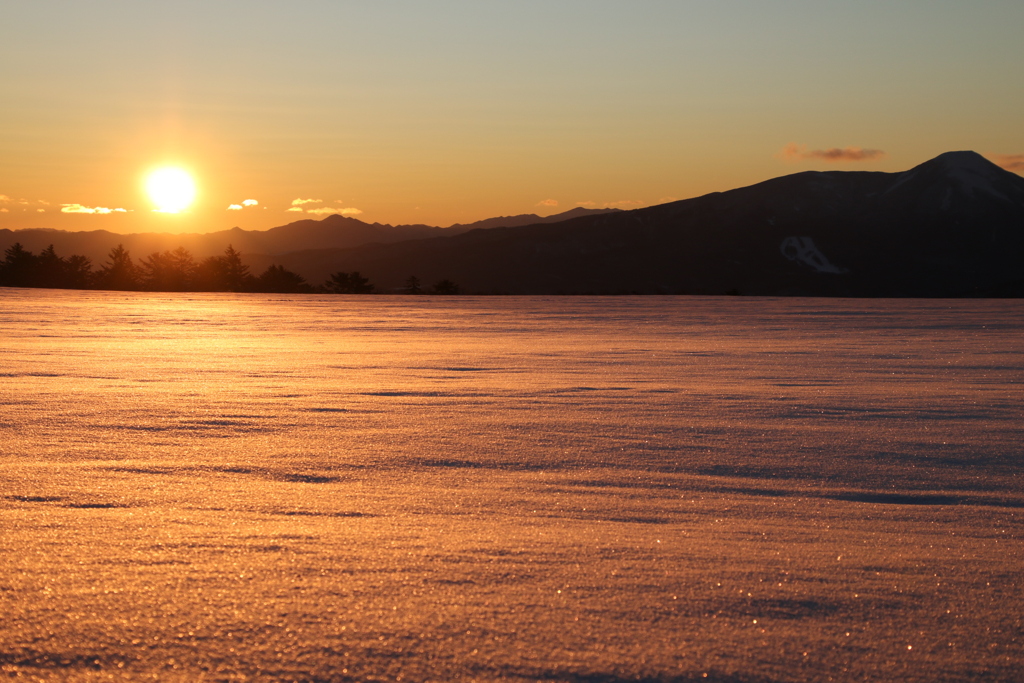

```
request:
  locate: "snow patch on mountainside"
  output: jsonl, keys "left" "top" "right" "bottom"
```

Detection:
{"left": 886, "top": 151, "right": 1011, "bottom": 202}
{"left": 780, "top": 236, "right": 848, "bottom": 274}
{"left": 945, "top": 163, "right": 1009, "bottom": 201}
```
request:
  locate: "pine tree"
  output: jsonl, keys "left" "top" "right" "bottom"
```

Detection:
{"left": 220, "top": 245, "right": 251, "bottom": 291}
{"left": 141, "top": 247, "right": 196, "bottom": 291}
{"left": 0, "top": 243, "right": 38, "bottom": 287}
{"left": 325, "top": 271, "right": 374, "bottom": 294}
{"left": 404, "top": 275, "right": 422, "bottom": 294}
{"left": 196, "top": 245, "right": 253, "bottom": 291}
{"left": 430, "top": 279, "right": 460, "bottom": 295}
{"left": 64, "top": 255, "right": 93, "bottom": 289}
{"left": 255, "top": 265, "right": 313, "bottom": 293}
{"left": 95, "top": 244, "right": 140, "bottom": 290}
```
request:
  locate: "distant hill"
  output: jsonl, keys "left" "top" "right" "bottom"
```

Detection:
{"left": 252, "top": 152, "right": 1024, "bottom": 296}
{"left": 0, "top": 207, "right": 620, "bottom": 266}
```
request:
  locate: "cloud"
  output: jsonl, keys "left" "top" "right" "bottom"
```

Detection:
{"left": 0, "top": 208, "right": 7, "bottom": 213}
{"left": 2, "top": 197, "right": 54, "bottom": 210}
{"left": 291, "top": 198, "right": 322, "bottom": 206}
{"left": 228, "top": 199, "right": 259, "bottom": 210}
{"left": 306, "top": 206, "right": 362, "bottom": 216}
{"left": 286, "top": 206, "right": 304, "bottom": 212}
{"left": 61, "top": 204, "right": 127, "bottom": 214}
{"left": 780, "top": 143, "right": 886, "bottom": 162}
{"left": 990, "top": 153, "right": 1024, "bottom": 172}
{"left": 537, "top": 199, "right": 558, "bottom": 207}
{"left": 576, "top": 199, "right": 645, "bottom": 210}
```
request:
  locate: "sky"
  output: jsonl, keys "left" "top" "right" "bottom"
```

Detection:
{"left": 2, "top": 0, "right": 1023, "bottom": 234}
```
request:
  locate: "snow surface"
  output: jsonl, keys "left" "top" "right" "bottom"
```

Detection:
{"left": 779, "top": 236, "right": 847, "bottom": 274}
{"left": 942, "top": 154, "right": 1011, "bottom": 201}
{"left": 1, "top": 290, "right": 1022, "bottom": 681}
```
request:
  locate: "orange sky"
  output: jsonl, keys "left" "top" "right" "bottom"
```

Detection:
{"left": 2, "top": 2, "right": 1022, "bottom": 234}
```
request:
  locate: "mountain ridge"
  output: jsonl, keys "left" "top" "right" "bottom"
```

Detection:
{"left": 247, "top": 151, "right": 1024, "bottom": 296}
{"left": 4, "top": 152, "right": 1022, "bottom": 296}
{"left": 0, "top": 207, "right": 621, "bottom": 265}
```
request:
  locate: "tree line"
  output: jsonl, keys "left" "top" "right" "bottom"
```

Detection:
{"left": 0, "top": 243, "right": 460, "bottom": 294}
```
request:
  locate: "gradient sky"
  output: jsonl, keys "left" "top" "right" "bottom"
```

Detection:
{"left": 2, "top": 0, "right": 1022, "bottom": 234}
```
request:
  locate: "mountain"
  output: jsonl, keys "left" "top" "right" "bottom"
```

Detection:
{"left": 0, "top": 207, "right": 620, "bottom": 266}
{"left": 443, "top": 206, "right": 624, "bottom": 231}
{"left": 256, "top": 152, "right": 1024, "bottom": 295}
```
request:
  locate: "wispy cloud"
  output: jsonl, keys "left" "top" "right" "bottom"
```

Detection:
{"left": 576, "top": 199, "right": 645, "bottom": 210}
{"left": 537, "top": 199, "right": 558, "bottom": 207}
{"left": 285, "top": 199, "right": 345, "bottom": 213}
{"left": 307, "top": 206, "right": 362, "bottom": 216}
{"left": 61, "top": 204, "right": 127, "bottom": 214}
{"left": 604, "top": 199, "right": 644, "bottom": 209}
{"left": 2, "top": 197, "right": 55, "bottom": 210}
{"left": 0, "top": 208, "right": 7, "bottom": 213}
{"left": 990, "top": 153, "right": 1024, "bottom": 173}
{"left": 227, "top": 204, "right": 243, "bottom": 211}
{"left": 242, "top": 199, "right": 258, "bottom": 207}
{"left": 780, "top": 143, "right": 886, "bottom": 162}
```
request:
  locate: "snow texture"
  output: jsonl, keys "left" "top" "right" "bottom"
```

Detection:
{"left": 779, "top": 236, "right": 847, "bottom": 274}
{"left": 941, "top": 152, "right": 1011, "bottom": 201}
{"left": 1, "top": 290, "right": 1022, "bottom": 681}
{"left": 886, "top": 150, "right": 1011, "bottom": 201}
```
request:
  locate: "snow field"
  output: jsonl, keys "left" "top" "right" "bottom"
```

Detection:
{"left": 1, "top": 291, "right": 1022, "bottom": 681}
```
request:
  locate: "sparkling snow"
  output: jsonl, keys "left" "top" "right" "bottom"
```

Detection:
{"left": 1, "top": 290, "right": 1022, "bottom": 681}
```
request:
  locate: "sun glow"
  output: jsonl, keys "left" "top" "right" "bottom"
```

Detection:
{"left": 146, "top": 168, "right": 196, "bottom": 213}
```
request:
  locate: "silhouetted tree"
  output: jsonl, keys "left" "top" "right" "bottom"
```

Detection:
{"left": 325, "top": 271, "right": 350, "bottom": 293}
{"left": 0, "top": 243, "right": 38, "bottom": 287}
{"left": 35, "top": 245, "right": 67, "bottom": 288}
{"left": 94, "top": 244, "right": 140, "bottom": 290}
{"left": 220, "top": 245, "right": 250, "bottom": 290}
{"left": 1, "top": 244, "right": 93, "bottom": 289}
{"left": 142, "top": 247, "right": 197, "bottom": 291}
{"left": 254, "top": 265, "right": 314, "bottom": 293}
{"left": 63, "top": 254, "right": 93, "bottom": 289}
{"left": 430, "top": 279, "right": 460, "bottom": 295}
{"left": 195, "top": 245, "right": 253, "bottom": 291}
{"left": 404, "top": 275, "right": 422, "bottom": 294}
{"left": 324, "top": 271, "right": 375, "bottom": 294}
{"left": 141, "top": 251, "right": 173, "bottom": 290}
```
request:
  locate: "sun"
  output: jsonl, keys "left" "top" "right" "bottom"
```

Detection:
{"left": 145, "top": 167, "right": 196, "bottom": 213}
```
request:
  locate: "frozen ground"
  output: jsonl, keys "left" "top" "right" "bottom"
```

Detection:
{"left": 0, "top": 290, "right": 1021, "bottom": 682}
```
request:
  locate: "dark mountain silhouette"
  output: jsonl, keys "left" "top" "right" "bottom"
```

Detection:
{"left": 0, "top": 207, "right": 619, "bottom": 265}
{"left": 443, "top": 206, "right": 623, "bottom": 231}
{"left": 252, "top": 152, "right": 1024, "bottom": 295}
